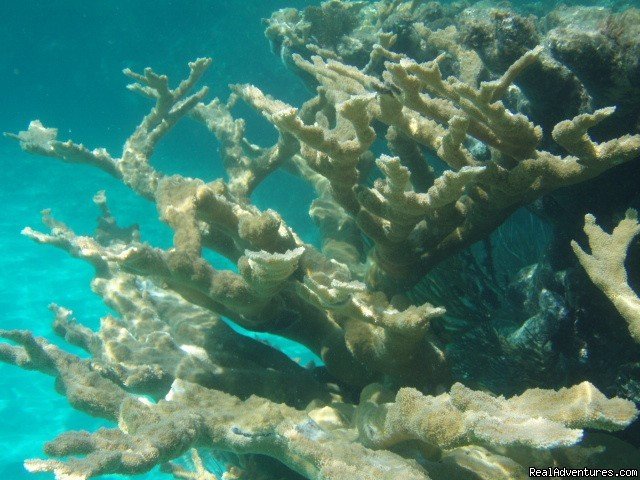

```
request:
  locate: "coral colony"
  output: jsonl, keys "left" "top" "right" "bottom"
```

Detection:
{"left": 2, "top": 1, "right": 640, "bottom": 479}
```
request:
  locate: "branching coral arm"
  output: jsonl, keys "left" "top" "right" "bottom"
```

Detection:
{"left": 572, "top": 209, "right": 640, "bottom": 343}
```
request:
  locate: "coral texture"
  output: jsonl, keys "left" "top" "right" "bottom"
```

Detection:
{"left": 573, "top": 210, "right": 640, "bottom": 343}
{"left": 3, "top": 1, "right": 640, "bottom": 479}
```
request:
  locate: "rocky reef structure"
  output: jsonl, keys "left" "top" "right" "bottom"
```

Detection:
{"left": 2, "top": 0, "right": 640, "bottom": 478}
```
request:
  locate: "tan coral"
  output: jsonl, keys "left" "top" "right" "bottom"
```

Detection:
{"left": 20, "top": 202, "right": 329, "bottom": 407}
{"left": 273, "top": 46, "right": 640, "bottom": 291}
{"left": 239, "top": 247, "right": 305, "bottom": 298}
{"left": 572, "top": 209, "right": 640, "bottom": 343}
{"left": 356, "top": 381, "right": 638, "bottom": 451}
{"left": 298, "top": 267, "right": 447, "bottom": 382}
{"left": 22, "top": 379, "right": 432, "bottom": 480}
{"left": 193, "top": 96, "right": 299, "bottom": 199}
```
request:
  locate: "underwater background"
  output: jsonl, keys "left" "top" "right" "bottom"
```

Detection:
{"left": 1, "top": 0, "right": 639, "bottom": 478}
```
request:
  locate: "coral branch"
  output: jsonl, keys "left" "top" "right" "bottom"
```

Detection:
{"left": 192, "top": 97, "right": 299, "bottom": 198}
{"left": 572, "top": 210, "right": 640, "bottom": 343}
{"left": 268, "top": 45, "right": 640, "bottom": 290}
{"left": 24, "top": 380, "right": 432, "bottom": 480}
{"left": 19, "top": 199, "right": 330, "bottom": 406}
{"left": 0, "top": 330, "right": 127, "bottom": 420}
{"left": 356, "top": 382, "right": 638, "bottom": 450}
{"left": 5, "top": 120, "right": 121, "bottom": 178}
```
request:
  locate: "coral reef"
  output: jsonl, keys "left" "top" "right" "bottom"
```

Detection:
{"left": 265, "top": 0, "right": 640, "bottom": 415}
{"left": 2, "top": 0, "right": 640, "bottom": 478}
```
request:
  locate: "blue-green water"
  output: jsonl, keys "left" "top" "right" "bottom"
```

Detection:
{"left": 2, "top": 0, "right": 640, "bottom": 478}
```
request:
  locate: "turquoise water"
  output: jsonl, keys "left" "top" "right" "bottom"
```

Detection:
{"left": 1, "top": 0, "right": 640, "bottom": 478}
